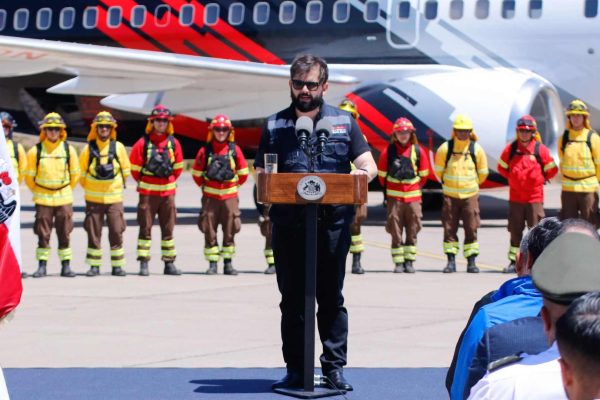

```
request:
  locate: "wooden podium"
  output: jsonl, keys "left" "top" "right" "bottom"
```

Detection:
{"left": 257, "top": 172, "right": 367, "bottom": 398}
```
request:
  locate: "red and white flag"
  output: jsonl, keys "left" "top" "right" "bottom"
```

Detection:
{"left": 0, "top": 132, "right": 22, "bottom": 320}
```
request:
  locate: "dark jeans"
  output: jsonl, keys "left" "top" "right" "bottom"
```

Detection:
{"left": 273, "top": 216, "right": 350, "bottom": 375}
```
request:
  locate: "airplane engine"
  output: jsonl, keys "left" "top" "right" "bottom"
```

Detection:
{"left": 348, "top": 67, "right": 564, "bottom": 188}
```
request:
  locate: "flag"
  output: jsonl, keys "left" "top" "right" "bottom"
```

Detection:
{"left": 0, "top": 132, "right": 22, "bottom": 320}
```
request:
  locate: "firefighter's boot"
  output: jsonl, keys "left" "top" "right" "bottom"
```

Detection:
{"left": 443, "top": 254, "right": 456, "bottom": 273}
{"left": 223, "top": 259, "right": 238, "bottom": 276}
{"left": 351, "top": 253, "right": 365, "bottom": 274}
{"left": 33, "top": 260, "right": 47, "bottom": 278}
{"left": 60, "top": 260, "right": 76, "bottom": 277}
{"left": 467, "top": 256, "right": 480, "bottom": 273}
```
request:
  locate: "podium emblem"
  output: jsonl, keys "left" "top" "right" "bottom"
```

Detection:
{"left": 297, "top": 175, "right": 326, "bottom": 201}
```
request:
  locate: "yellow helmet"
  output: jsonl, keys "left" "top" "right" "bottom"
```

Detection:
{"left": 452, "top": 114, "right": 478, "bottom": 141}
{"left": 339, "top": 99, "right": 359, "bottom": 120}
{"left": 39, "top": 112, "right": 67, "bottom": 141}
{"left": 87, "top": 111, "right": 118, "bottom": 141}
{"left": 452, "top": 114, "right": 473, "bottom": 130}
{"left": 566, "top": 99, "right": 589, "bottom": 116}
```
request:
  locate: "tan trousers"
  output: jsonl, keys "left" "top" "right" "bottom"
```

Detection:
{"left": 198, "top": 196, "right": 241, "bottom": 260}
{"left": 386, "top": 200, "right": 422, "bottom": 248}
{"left": 442, "top": 195, "right": 480, "bottom": 257}
{"left": 137, "top": 194, "right": 176, "bottom": 261}
{"left": 560, "top": 191, "right": 599, "bottom": 228}
{"left": 34, "top": 204, "right": 73, "bottom": 261}
{"left": 349, "top": 204, "right": 368, "bottom": 254}
{"left": 508, "top": 202, "right": 544, "bottom": 247}
{"left": 84, "top": 201, "right": 126, "bottom": 267}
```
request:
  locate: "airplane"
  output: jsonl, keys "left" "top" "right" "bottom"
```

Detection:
{"left": 0, "top": 0, "right": 596, "bottom": 202}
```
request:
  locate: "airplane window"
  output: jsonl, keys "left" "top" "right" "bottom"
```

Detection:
{"left": 181, "top": 4, "right": 195, "bottom": 26}
{"left": 585, "top": 0, "right": 599, "bottom": 17}
{"left": 83, "top": 6, "right": 98, "bottom": 29}
{"left": 205, "top": 4, "right": 219, "bottom": 26}
{"left": 131, "top": 5, "right": 146, "bottom": 28}
{"left": 306, "top": 1, "right": 323, "bottom": 24}
{"left": 475, "top": 0, "right": 489, "bottom": 19}
{"left": 228, "top": 3, "right": 245, "bottom": 25}
{"left": 0, "top": 10, "right": 6, "bottom": 31}
{"left": 333, "top": 0, "right": 350, "bottom": 23}
{"left": 14, "top": 9, "right": 29, "bottom": 31}
{"left": 36, "top": 8, "right": 52, "bottom": 30}
{"left": 280, "top": 1, "right": 296, "bottom": 24}
{"left": 398, "top": 1, "right": 410, "bottom": 19}
{"left": 107, "top": 7, "right": 122, "bottom": 28}
{"left": 449, "top": 0, "right": 464, "bottom": 19}
{"left": 59, "top": 8, "right": 75, "bottom": 30}
{"left": 154, "top": 5, "right": 171, "bottom": 27}
{"left": 502, "top": 0, "right": 515, "bottom": 18}
{"left": 425, "top": 1, "right": 438, "bottom": 19}
{"left": 364, "top": 0, "right": 380, "bottom": 22}
{"left": 253, "top": 2, "right": 270, "bottom": 25}
{"left": 529, "top": 0, "right": 542, "bottom": 18}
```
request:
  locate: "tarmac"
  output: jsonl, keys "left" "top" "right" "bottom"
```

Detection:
{"left": 0, "top": 173, "right": 565, "bottom": 398}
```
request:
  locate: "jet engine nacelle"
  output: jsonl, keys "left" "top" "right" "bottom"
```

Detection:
{"left": 351, "top": 67, "right": 564, "bottom": 187}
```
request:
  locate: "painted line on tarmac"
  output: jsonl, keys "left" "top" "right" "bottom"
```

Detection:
{"left": 363, "top": 240, "right": 503, "bottom": 272}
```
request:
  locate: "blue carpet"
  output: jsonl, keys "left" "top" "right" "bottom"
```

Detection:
{"left": 5, "top": 368, "right": 448, "bottom": 399}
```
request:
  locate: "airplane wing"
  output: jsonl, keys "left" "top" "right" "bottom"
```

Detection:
{"left": 0, "top": 35, "right": 367, "bottom": 120}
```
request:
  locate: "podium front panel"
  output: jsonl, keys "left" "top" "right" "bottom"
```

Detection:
{"left": 256, "top": 173, "right": 367, "bottom": 205}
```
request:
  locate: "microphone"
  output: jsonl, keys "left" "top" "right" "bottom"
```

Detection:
{"left": 315, "top": 119, "right": 332, "bottom": 153}
{"left": 295, "top": 116, "right": 313, "bottom": 150}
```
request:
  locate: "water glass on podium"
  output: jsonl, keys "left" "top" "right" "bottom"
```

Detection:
{"left": 265, "top": 153, "right": 278, "bottom": 173}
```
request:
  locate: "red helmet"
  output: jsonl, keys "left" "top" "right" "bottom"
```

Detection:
{"left": 516, "top": 115, "right": 536, "bottom": 131}
{"left": 392, "top": 117, "right": 415, "bottom": 132}
{"left": 207, "top": 114, "right": 235, "bottom": 142}
{"left": 209, "top": 114, "right": 233, "bottom": 130}
{"left": 148, "top": 104, "right": 173, "bottom": 120}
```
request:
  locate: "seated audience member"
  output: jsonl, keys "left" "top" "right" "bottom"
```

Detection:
{"left": 449, "top": 217, "right": 565, "bottom": 398}
{"left": 556, "top": 292, "right": 600, "bottom": 400}
{"left": 445, "top": 217, "right": 562, "bottom": 394}
{"left": 468, "top": 232, "right": 600, "bottom": 399}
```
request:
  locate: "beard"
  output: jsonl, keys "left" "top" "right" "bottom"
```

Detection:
{"left": 291, "top": 89, "right": 323, "bottom": 113}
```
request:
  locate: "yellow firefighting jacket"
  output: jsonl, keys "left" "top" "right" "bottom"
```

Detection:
{"left": 25, "top": 139, "right": 80, "bottom": 206}
{"left": 6, "top": 139, "right": 27, "bottom": 183}
{"left": 558, "top": 128, "right": 600, "bottom": 193}
{"left": 434, "top": 139, "right": 488, "bottom": 199}
{"left": 79, "top": 139, "right": 131, "bottom": 204}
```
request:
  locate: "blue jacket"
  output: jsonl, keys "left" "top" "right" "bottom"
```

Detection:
{"left": 450, "top": 276, "right": 542, "bottom": 399}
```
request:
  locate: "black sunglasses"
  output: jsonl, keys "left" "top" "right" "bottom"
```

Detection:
{"left": 97, "top": 124, "right": 112, "bottom": 130}
{"left": 153, "top": 118, "right": 169, "bottom": 123}
{"left": 213, "top": 127, "right": 230, "bottom": 133}
{"left": 291, "top": 79, "right": 321, "bottom": 91}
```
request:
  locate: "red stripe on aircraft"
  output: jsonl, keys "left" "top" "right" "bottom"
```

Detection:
{"left": 346, "top": 94, "right": 392, "bottom": 152}
{"left": 95, "top": 6, "right": 162, "bottom": 52}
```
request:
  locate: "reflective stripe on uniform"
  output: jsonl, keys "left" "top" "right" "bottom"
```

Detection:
{"left": 203, "top": 186, "right": 238, "bottom": 196}
{"left": 58, "top": 247, "right": 73, "bottom": 261}
{"left": 463, "top": 242, "right": 480, "bottom": 258}
{"left": 264, "top": 248, "right": 274, "bottom": 264}
{"left": 221, "top": 245, "right": 235, "bottom": 259}
{"left": 137, "top": 238, "right": 151, "bottom": 258}
{"left": 36, "top": 247, "right": 50, "bottom": 261}
{"left": 403, "top": 245, "right": 417, "bottom": 261}
{"left": 350, "top": 234, "right": 364, "bottom": 253}
{"left": 138, "top": 181, "right": 177, "bottom": 191}
{"left": 391, "top": 247, "right": 404, "bottom": 263}
{"left": 444, "top": 242, "right": 459, "bottom": 255}
{"left": 204, "top": 246, "right": 220, "bottom": 262}
{"left": 161, "top": 239, "right": 176, "bottom": 258}
{"left": 86, "top": 247, "right": 102, "bottom": 266}
{"left": 508, "top": 246, "right": 519, "bottom": 262}
{"left": 111, "top": 248, "right": 125, "bottom": 267}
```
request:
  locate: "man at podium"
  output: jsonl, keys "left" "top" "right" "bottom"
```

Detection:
{"left": 254, "top": 54, "right": 377, "bottom": 391}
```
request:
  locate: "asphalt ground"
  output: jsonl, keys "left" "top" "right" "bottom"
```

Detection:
{"left": 0, "top": 174, "right": 564, "bottom": 398}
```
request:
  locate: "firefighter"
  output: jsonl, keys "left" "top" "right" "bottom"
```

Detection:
{"left": 79, "top": 111, "right": 131, "bottom": 277}
{"left": 339, "top": 99, "right": 368, "bottom": 274}
{"left": 129, "top": 105, "right": 184, "bottom": 276}
{"left": 377, "top": 118, "right": 430, "bottom": 273}
{"left": 25, "top": 113, "right": 80, "bottom": 278}
{"left": 434, "top": 114, "right": 488, "bottom": 273}
{"left": 191, "top": 114, "right": 249, "bottom": 275}
{"left": 257, "top": 202, "right": 275, "bottom": 274}
{"left": 497, "top": 115, "right": 557, "bottom": 273}
{"left": 558, "top": 99, "right": 600, "bottom": 227}
{"left": 1, "top": 112, "right": 26, "bottom": 184}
